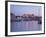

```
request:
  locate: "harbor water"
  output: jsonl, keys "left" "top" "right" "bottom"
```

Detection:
{"left": 11, "top": 21, "right": 42, "bottom": 32}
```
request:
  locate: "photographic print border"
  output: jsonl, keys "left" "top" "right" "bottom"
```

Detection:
{"left": 5, "top": 1, "right": 45, "bottom": 36}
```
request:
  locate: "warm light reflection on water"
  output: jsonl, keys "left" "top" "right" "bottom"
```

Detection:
{"left": 11, "top": 21, "right": 42, "bottom": 32}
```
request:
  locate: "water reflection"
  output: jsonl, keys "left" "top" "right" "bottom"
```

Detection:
{"left": 11, "top": 21, "right": 42, "bottom": 32}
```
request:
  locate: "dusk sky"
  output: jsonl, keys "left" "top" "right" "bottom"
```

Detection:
{"left": 10, "top": 5, "right": 42, "bottom": 16}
